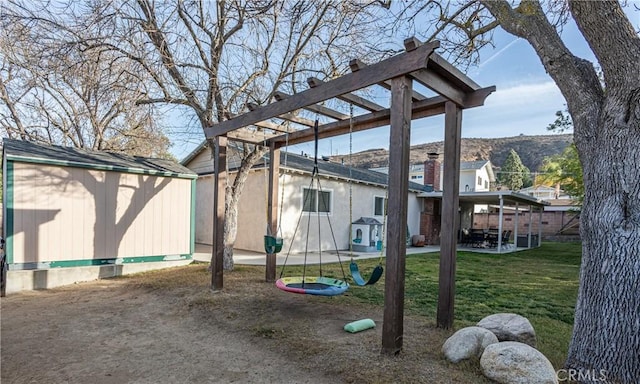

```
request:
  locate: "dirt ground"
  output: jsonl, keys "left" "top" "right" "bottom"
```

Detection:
{"left": 1, "top": 263, "right": 489, "bottom": 384}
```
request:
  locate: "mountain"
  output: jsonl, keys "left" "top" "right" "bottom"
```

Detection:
{"left": 331, "top": 134, "right": 573, "bottom": 172}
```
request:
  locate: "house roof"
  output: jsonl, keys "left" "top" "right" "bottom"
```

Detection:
{"left": 181, "top": 140, "right": 427, "bottom": 192}
{"left": 460, "top": 160, "right": 490, "bottom": 171}
{"left": 3, "top": 138, "right": 197, "bottom": 179}
{"left": 282, "top": 152, "right": 428, "bottom": 192}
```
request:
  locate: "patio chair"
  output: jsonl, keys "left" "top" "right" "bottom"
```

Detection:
{"left": 460, "top": 228, "right": 472, "bottom": 247}
{"left": 501, "top": 230, "right": 512, "bottom": 249}
{"left": 470, "top": 229, "right": 486, "bottom": 247}
{"left": 486, "top": 231, "right": 499, "bottom": 248}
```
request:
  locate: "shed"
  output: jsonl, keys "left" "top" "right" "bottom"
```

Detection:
{"left": 1, "top": 139, "right": 197, "bottom": 293}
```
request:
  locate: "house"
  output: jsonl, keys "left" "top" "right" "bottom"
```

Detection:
{"left": 370, "top": 153, "right": 496, "bottom": 193}
{"left": 417, "top": 153, "right": 549, "bottom": 247}
{"left": 182, "top": 142, "right": 427, "bottom": 254}
{"left": 519, "top": 185, "right": 572, "bottom": 200}
{"left": 2, "top": 139, "right": 196, "bottom": 293}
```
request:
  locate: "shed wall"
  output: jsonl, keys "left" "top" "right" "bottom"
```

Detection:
{"left": 9, "top": 162, "right": 193, "bottom": 267}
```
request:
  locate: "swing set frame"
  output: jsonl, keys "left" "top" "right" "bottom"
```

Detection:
{"left": 204, "top": 37, "right": 494, "bottom": 354}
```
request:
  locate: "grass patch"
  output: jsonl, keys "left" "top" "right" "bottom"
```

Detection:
{"left": 284, "top": 242, "right": 581, "bottom": 368}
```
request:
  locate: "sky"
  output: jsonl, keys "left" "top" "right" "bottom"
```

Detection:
{"left": 169, "top": 5, "right": 639, "bottom": 162}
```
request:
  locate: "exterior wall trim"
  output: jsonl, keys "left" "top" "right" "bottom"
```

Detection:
{"left": 9, "top": 254, "right": 193, "bottom": 270}
{"left": 190, "top": 179, "right": 197, "bottom": 254}
{"left": 5, "top": 159, "right": 14, "bottom": 264}
{"left": 5, "top": 154, "right": 197, "bottom": 179}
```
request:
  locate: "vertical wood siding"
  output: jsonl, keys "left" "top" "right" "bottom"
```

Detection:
{"left": 10, "top": 162, "right": 192, "bottom": 265}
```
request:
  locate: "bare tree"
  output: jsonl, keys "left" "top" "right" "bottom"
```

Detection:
{"left": 0, "top": 1, "right": 173, "bottom": 158}
{"left": 390, "top": 1, "right": 639, "bottom": 381}
{"left": 76, "top": 0, "right": 388, "bottom": 270}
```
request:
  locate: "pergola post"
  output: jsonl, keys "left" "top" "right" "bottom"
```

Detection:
{"left": 528, "top": 205, "right": 533, "bottom": 248}
{"left": 538, "top": 207, "right": 543, "bottom": 247}
{"left": 265, "top": 142, "right": 280, "bottom": 282}
{"left": 437, "top": 101, "right": 462, "bottom": 329}
{"left": 382, "top": 75, "right": 412, "bottom": 355}
{"left": 514, "top": 202, "right": 520, "bottom": 248}
{"left": 497, "top": 195, "right": 504, "bottom": 252}
{"left": 211, "top": 135, "right": 227, "bottom": 290}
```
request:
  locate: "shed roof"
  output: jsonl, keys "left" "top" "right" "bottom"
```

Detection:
{"left": 3, "top": 139, "right": 197, "bottom": 179}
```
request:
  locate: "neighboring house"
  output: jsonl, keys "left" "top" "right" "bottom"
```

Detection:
{"left": 2, "top": 139, "right": 197, "bottom": 293}
{"left": 182, "top": 142, "right": 426, "bottom": 254}
{"left": 371, "top": 154, "right": 496, "bottom": 193}
{"left": 457, "top": 160, "right": 495, "bottom": 193}
{"left": 519, "top": 185, "right": 571, "bottom": 200}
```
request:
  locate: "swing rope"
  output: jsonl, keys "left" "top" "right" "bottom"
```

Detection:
{"left": 347, "top": 103, "right": 384, "bottom": 286}
{"left": 277, "top": 119, "right": 348, "bottom": 290}
{"left": 264, "top": 123, "right": 287, "bottom": 254}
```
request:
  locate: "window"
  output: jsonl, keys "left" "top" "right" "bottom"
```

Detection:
{"left": 302, "top": 188, "right": 331, "bottom": 213}
{"left": 484, "top": 180, "right": 488, "bottom": 189}
{"left": 374, "top": 196, "right": 387, "bottom": 216}
{"left": 477, "top": 176, "right": 482, "bottom": 186}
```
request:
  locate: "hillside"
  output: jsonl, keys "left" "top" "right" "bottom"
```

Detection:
{"left": 331, "top": 134, "right": 573, "bottom": 171}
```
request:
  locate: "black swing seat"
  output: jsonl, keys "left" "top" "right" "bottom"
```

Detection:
{"left": 349, "top": 261, "right": 383, "bottom": 286}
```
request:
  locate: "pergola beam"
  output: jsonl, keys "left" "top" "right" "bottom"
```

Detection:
{"left": 248, "top": 103, "right": 316, "bottom": 127}
{"left": 203, "top": 40, "right": 440, "bottom": 137}
{"left": 350, "top": 59, "right": 428, "bottom": 101}
{"left": 226, "top": 128, "right": 280, "bottom": 145}
{"left": 225, "top": 112, "right": 293, "bottom": 133}
{"left": 405, "top": 37, "right": 481, "bottom": 93}
{"left": 269, "top": 87, "right": 494, "bottom": 147}
{"left": 307, "top": 77, "right": 385, "bottom": 112}
{"left": 273, "top": 91, "right": 349, "bottom": 120}
{"left": 410, "top": 69, "right": 467, "bottom": 107}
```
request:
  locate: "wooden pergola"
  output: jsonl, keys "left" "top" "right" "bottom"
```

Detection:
{"left": 204, "top": 37, "right": 495, "bottom": 355}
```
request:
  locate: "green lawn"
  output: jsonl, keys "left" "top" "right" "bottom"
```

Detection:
{"left": 286, "top": 242, "right": 581, "bottom": 368}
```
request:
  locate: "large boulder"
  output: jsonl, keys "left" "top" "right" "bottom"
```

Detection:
{"left": 480, "top": 341, "right": 558, "bottom": 384}
{"left": 477, "top": 313, "right": 537, "bottom": 347}
{"left": 442, "top": 326, "right": 499, "bottom": 363}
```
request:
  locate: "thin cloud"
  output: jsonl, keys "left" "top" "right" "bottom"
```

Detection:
{"left": 472, "top": 38, "right": 521, "bottom": 76}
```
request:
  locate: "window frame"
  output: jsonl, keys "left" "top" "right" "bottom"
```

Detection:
{"left": 301, "top": 187, "right": 333, "bottom": 215}
{"left": 373, "top": 195, "right": 388, "bottom": 217}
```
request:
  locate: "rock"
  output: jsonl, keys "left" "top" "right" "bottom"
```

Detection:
{"left": 442, "top": 326, "right": 499, "bottom": 363}
{"left": 480, "top": 341, "right": 558, "bottom": 384}
{"left": 477, "top": 313, "right": 537, "bottom": 347}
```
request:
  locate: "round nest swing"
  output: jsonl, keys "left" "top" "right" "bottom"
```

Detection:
{"left": 275, "top": 276, "right": 349, "bottom": 296}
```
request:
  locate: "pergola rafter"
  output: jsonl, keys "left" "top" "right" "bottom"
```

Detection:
{"left": 205, "top": 37, "right": 495, "bottom": 355}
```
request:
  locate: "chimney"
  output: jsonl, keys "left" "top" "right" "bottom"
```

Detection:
{"left": 424, "top": 152, "right": 441, "bottom": 191}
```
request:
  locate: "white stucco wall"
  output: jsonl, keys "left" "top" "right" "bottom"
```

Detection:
{"left": 194, "top": 168, "right": 422, "bottom": 254}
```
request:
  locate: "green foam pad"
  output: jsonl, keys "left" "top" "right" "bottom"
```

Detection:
{"left": 344, "top": 318, "right": 376, "bottom": 333}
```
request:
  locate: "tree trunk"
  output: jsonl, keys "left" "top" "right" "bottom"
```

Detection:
{"left": 479, "top": 1, "right": 640, "bottom": 381}
{"left": 223, "top": 184, "right": 237, "bottom": 271}
{"left": 221, "top": 145, "right": 267, "bottom": 271}
{"left": 566, "top": 93, "right": 640, "bottom": 383}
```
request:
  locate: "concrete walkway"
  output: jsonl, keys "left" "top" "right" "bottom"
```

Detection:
{"left": 193, "top": 243, "right": 439, "bottom": 266}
